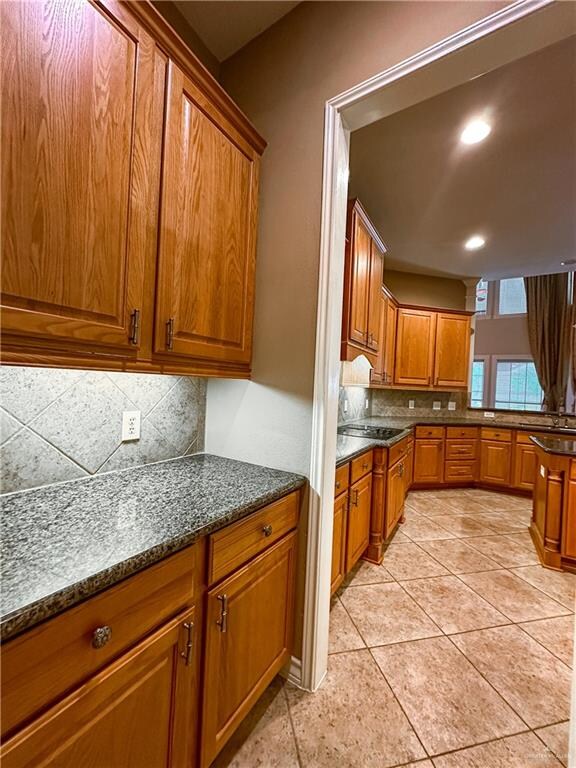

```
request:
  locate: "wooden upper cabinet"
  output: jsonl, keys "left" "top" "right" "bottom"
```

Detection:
{"left": 348, "top": 216, "right": 372, "bottom": 346}
{"left": 394, "top": 308, "right": 436, "bottom": 386}
{"left": 1, "top": 0, "right": 164, "bottom": 355}
{"left": 342, "top": 199, "right": 386, "bottom": 364}
{"left": 383, "top": 295, "right": 398, "bottom": 386}
{"left": 155, "top": 62, "right": 260, "bottom": 368}
{"left": 367, "top": 242, "right": 384, "bottom": 352}
{"left": 434, "top": 313, "right": 471, "bottom": 388}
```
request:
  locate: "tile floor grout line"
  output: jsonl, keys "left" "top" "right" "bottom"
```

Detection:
{"left": 281, "top": 683, "right": 305, "bottom": 768}
{"left": 532, "top": 726, "right": 569, "bottom": 768}
{"left": 514, "top": 621, "right": 574, "bottom": 671}
{"left": 366, "top": 645, "right": 431, "bottom": 762}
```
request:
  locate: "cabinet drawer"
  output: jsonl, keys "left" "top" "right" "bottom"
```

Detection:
{"left": 350, "top": 450, "right": 373, "bottom": 484}
{"left": 1, "top": 545, "right": 196, "bottom": 739}
{"left": 415, "top": 426, "right": 445, "bottom": 439}
{"left": 335, "top": 463, "right": 350, "bottom": 496}
{"left": 445, "top": 439, "right": 477, "bottom": 460}
{"left": 445, "top": 460, "right": 476, "bottom": 482}
{"left": 481, "top": 428, "right": 512, "bottom": 442}
{"left": 446, "top": 426, "right": 478, "bottom": 439}
{"left": 208, "top": 491, "right": 300, "bottom": 585}
{"left": 516, "top": 430, "right": 561, "bottom": 445}
{"left": 389, "top": 437, "right": 411, "bottom": 467}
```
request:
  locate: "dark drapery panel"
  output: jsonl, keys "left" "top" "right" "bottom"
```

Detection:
{"left": 524, "top": 272, "right": 572, "bottom": 412}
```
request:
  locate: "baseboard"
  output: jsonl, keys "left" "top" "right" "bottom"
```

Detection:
{"left": 285, "top": 655, "right": 303, "bottom": 688}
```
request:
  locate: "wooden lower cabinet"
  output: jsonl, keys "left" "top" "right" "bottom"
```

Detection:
{"left": 1, "top": 609, "right": 197, "bottom": 768}
{"left": 331, "top": 492, "right": 348, "bottom": 595}
{"left": 513, "top": 443, "right": 538, "bottom": 490}
{"left": 385, "top": 459, "right": 406, "bottom": 539}
{"left": 346, "top": 473, "right": 372, "bottom": 571}
{"left": 413, "top": 439, "right": 444, "bottom": 485}
{"left": 480, "top": 440, "right": 512, "bottom": 486}
{"left": 564, "top": 462, "right": 576, "bottom": 560}
{"left": 201, "top": 532, "right": 297, "bottom": 768}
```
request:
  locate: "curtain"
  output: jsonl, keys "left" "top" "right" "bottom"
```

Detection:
{"left": 524, "top": 272, "right": 572, "bottom": 412}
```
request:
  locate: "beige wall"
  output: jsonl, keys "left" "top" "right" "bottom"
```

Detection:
{"left": 384, "top": 269, "right": 466, "bottom": 310}
{"left": 152, "top": 1, "right": 220, "bottom": 78}
{"left": 474, "top": 315, "right": 531, "bottom": 356}
{"left": 205, "top": 1, "right": 509, "bottom": 476}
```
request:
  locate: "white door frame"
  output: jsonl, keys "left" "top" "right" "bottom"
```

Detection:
{"left": 297, "top": 0, "right": 555, "bottom": 694}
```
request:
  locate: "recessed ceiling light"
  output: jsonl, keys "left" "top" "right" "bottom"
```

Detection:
{"left": 460, "top": 119, "right": 491, "bottom": 145}
{"left": 561, "top": 259, "right": 576, "bottom": 266}
{"left": 465, "top": 235, "right": 486, "bottom": 251}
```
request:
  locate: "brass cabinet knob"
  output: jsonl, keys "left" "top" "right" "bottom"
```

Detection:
{"left": 362, "top": 462, "right": 368, "bottom": 470}
{"left": 262, "top": 524, "right": 273, "bottom": 537}
{"left": 91, "top": 626, "right": 112, "bottom": 649}
{"left": 335, "top": 481, "right": 341, "bottom": 489}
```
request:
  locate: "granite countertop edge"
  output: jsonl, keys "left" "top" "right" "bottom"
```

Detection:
{"left": 1, "top": 458, "right": 306, "bottom": 643}
{"left": 530, "top": 436, "right": 576, "bottom": 457}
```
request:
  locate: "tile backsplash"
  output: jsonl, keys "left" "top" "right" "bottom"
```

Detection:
{"left": 338, "top": 386, "right": 372, "bottom": 424}
{"left": 371, "top": 389, "right": 468, "bottom": 418}
{"left": 0, "top": 367, "right": 206, "bottom": 493}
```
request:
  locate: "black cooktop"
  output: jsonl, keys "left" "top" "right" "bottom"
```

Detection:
{"left": 337, "top": 424, "right": 405, "bottom": 441}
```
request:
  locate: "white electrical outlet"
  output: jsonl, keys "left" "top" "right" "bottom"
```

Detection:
{"left": 408, "top": 400, "right": 415, "bottom": 409}
{"left": 343, "top": 399, "right": 348, "bottom": 413}
{"left": 121, "top": 410, "right": 141, "bottom": 442}
{"left": 365, "top": 398, "right": 369, "bottom": 410}
{"left": 484, "top": 411, "right": 495, "bottom": 419}
{"left": 448, "top": 401, "right": 456, "bottom": 411}
{"left": 432, "top": 401, "right": 441, "bottom": 410}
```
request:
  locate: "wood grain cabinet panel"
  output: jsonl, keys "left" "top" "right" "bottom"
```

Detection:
{"left": 433, "top": 313, "right": 471, "bottom": 388}
{"left": 331, "top": 492, "right": 348, "bottom": 595}
{"left": 383, "top": 297, "right": 398, "bottom": 385}
{"left": 385, "top": 458, "right": 406, "bottom": 538}
{"left": 413, "top": 439, "right": 444, "bottom": 485}
{"left": 367, "top": 242, "right": 384, "bottom": 352}
{"left": 480, "top": 440, "right": 512, "bottom": 486}
{"left": 201, "top": 533, "right": 297, "bottom": 768}
{"left": 1, "top": 0, "right": 164, "bottom": 354}
{"left": 346, "top": 473, "right": 372, "bottom": 571}
{"left": 347, "top": 216, "right": 372, "bottom": 347}
{"left": 155, "top": 61, "right": 260, "bottom": 367}
{"left": 564, "top": 464, "right": 576, "bottom": 559}
{"left": 394, "top": 309, "right": 436, "bottom": 386}
{"left": 513, "top": 443, "right": 538, "bottom": 491}
{"left": 1, "top": 609, "right": 197, "bottom": 768}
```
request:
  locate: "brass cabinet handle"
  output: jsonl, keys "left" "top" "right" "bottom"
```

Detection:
{"left": 180, "top": 621, "right": 194, "bottom": 666}
{"left": 398, "top": 463, "right": 404, "bottom": 478}
{"left": 352, "top": 489, "right": 359, "bottom": 506}
{"left": 335, "top": 481, "right": 341, "bottom": 489}
{"left": 262, "top": 524, "right": 273, "bottom": 537}
{"left": 362, "top": 462, "right": 369, "bottom": 470}
{"left": 217, "top": 594, "right": 228, "bottom": 633}
{"left": 129, "top": 308, "right": 140, "bottom": 345}
{"left": 166, "top": 318, "right": 175, "bottom": 350}
{"left": 91, "top": 626, "right": 112, "bottom": 649}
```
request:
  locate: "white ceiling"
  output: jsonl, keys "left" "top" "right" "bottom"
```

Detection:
{"left": 174, "top": 1, "right": 299, "bottom": 61}
{"left": 349, "top": 36, "right": 576, "bottom": 281}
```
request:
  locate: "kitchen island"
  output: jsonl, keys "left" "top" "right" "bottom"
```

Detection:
{"left": 530, "top": 436, "right": 576, "bottom": 573}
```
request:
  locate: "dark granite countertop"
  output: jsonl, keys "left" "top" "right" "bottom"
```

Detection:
{"left": 335, "top": 416, "right": 576, "bottom": 467}
{"left": 530, "top": 436, "right": 576, "bottom": 457}
{"left": 1, "top": 454, "right": 306, "bottom": 642}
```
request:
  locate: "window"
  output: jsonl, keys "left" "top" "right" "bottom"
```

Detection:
{"left": 498, "top": 277, "right": 526, "bottom": 315}
{"left": 494, "top": 360, "right": 543, "bottom": 411}
{"left": 471, "top": 360, "right": 485, "bottom": 407}
{"left": 475, "top": 279, "right": 488, "bottom": 315}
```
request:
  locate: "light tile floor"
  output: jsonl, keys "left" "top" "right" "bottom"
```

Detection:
{"left": 213, "top": 489, "right": 575, "bottom": 768}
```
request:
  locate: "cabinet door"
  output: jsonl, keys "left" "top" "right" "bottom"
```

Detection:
{"left": 405, "top": 444, "right": 414, "bottom": 492}
{"left": 383, "top": 299, "right": 397, "bottom": 385}
{"left": 480, "top": 440, "right": 512, "bottom": 486}
{"left": 331, "top": 492, "right": 348, "bottom": 595}
{"left": 433, "top": 313, "right": 471, "bottom": 388}
{"left": 346, "top": 473, "right": 372, "bottom": 572}
{"left": 370, "top": 292, "right": 387, "bottom": 384}
{"left": 366, "top": 242, "right": 383, "bottom": 352}
{"left": 413, "top": 439, "right": 444, "bottom": 485}
{"left": 155, "top": 61, "right": 260, "bottom": 367}
{"left": 394, "top": 309, "right": 436, "bottom": 386}
{"left": 385, "top": 459, "right": 405, "bottom": 539}
{"left": 1, "top": 609, "right": 196, "bottom": 768}
{"left": 347, "top": 214, "right": 372, "bottom": 346}
{"left": 513, "top": 444, "right": 538, "bottom": 490}
{"left": 563, "top": 466, "right": 576, "bottom": 559}
{"left": 1, "top": 0, "right": 164, "bottom": 353}
{"left": 202, "top": 533, "right": 296, "bottom": 767}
